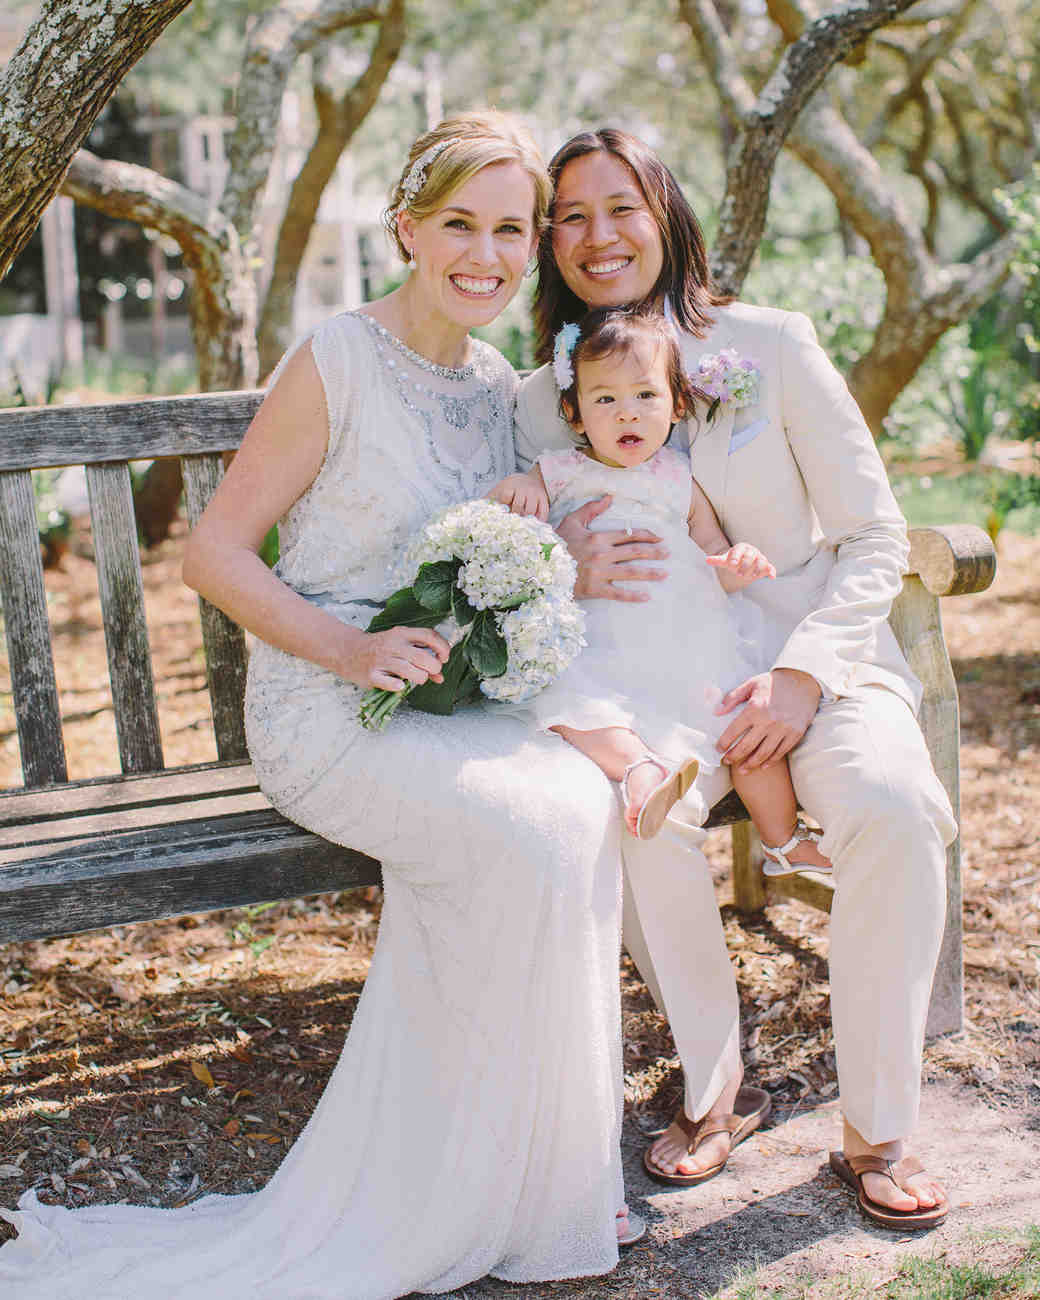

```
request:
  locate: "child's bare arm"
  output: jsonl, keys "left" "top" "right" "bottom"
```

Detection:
{"left": 487, "top": 466, "right": 550, "bottom": 520}
{"left": 688, "top": 476, "right": 776, "bottom": 593}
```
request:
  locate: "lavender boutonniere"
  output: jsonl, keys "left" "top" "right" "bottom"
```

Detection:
{"left": 694, "top": 349, "right": 761, "bottom": 423}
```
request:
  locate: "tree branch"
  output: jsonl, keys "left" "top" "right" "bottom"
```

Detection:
{"left": 684, "top": 0, "right": 1022, "bottom": 430}
{"left": 687, "top": 0, "right": 920, "bottom": 291}
{"left": 0, "top": 0, "right": 192, "bottom": 279}
{"left": 789, "top": 95, "right": 930, "bottom": 299}
{"left": 62, "top": 150, "right": 228, "bottom": 253}
{"left": 848, "top": 231, "right": 1017, "bottom": 428}
{"left": 905, "top": 84, "right": 941, "bottom": 252}
{"left": 61, "top": 150, "right": 257, "bottom": 390}
{"left": 860, "top": 1, "right": 974, "bottom": 148}
{"left": 677, "top": 0, "right": 756, "bottom": 125}
{"left": 221, "top": 0, "right": 390, "bottom": 242}
{"left": 256, "top": 0, "right": 407, "bottom": 374}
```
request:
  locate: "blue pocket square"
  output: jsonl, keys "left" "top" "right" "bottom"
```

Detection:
{"left": 729, "top": 416, "right": 768, "bottom": 455}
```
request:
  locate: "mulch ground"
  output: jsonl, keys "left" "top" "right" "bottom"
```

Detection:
{"left": 1, "top": 513, "right": 1038, "bottom": 1251}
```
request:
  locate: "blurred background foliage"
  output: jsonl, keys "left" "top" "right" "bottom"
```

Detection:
{"left": 3, "top": 0, "right": 1038, "bottom": 545}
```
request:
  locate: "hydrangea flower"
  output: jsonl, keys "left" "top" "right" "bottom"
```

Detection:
{"left": 693, "top": 349, "right": 760, "bottom": 418}
{"left": 363, "top": 500, "right": 585, "bottom": 727}
{"left": 483, "top": 592, "right": 587, "bottom": 703}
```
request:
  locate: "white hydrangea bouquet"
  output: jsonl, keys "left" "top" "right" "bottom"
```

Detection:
{"left": 359, "top": 499, "right": 586, "bottom": 730}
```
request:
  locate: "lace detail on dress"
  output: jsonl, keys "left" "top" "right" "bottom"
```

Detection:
{"left": 539, "top": 446, "right": 692, "bottom": 532}
{"left": 271, "top": 312, "right": 517, "bottom": 603}
{"left": 357, "top": 314, "right": 511, "bottom": 501}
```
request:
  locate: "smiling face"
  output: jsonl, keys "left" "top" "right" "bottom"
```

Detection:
{"left": 571, "top": 342, "right": 679, "bottom": 468}
{"left": 397, "top": 160, "right": 536, "bottom": 332}
{"left": 551, "top": 151, "right": 666, "bottom": 311}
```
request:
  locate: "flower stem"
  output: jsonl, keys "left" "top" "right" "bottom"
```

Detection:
{"left": 359, "top": 683, "right": 414, "bottom": 731}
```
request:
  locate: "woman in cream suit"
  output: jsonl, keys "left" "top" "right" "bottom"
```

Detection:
{"left": 515, "top": 128, "right": 957, "bottom": 1230}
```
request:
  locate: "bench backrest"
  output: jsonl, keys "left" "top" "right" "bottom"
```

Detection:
{"left": 1, "top": 390, "right": 995, "bottom": 800}
{"left": 0, "top": 391, "right": 263, "bottom": 790}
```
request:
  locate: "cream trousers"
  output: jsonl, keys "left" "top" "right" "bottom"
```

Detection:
{"left": 621, "top": 685, "right": 957, "bottom": 1146}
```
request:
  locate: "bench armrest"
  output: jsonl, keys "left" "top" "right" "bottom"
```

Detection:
{"left": 907, "top": 525, "right": 996, "bottom": 597}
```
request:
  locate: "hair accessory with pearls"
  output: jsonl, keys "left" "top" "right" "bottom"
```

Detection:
{"left": 552, "top": 322, "right": 581, "bottom": 391}
{"left": 397, "top": 138, "right": 453, "bottom": 213}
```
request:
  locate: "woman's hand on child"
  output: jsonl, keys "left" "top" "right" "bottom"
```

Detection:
{"left": 714, "top": 668, "right": 822, "bottom": 773}
{"left": 705, "top": 544, "right": 776, "bottom": 585}
{"left": 341, "top": 626, "right": 450, "bottom": 692}
{"left": 488, "top": 473, "right": 550, "bottom": 520}
{"left": 556, "top": 496, "right": 669, "bottom": 601}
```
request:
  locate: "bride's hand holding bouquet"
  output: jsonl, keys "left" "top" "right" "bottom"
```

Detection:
{"left": 359, "top": 498, "right": 586, "bottom": 730}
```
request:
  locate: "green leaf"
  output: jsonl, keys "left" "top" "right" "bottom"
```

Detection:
{"left": 706, "top": 396, "right": 721, "bottom": 423}
{"left": 406, "top": 642, "right": 477, "bottom": 715}
{"left": 464, "top": 609, "right": 508, "bottom": 678}
{"left": 450, "top": 585, "right": 479, "bottom": 626}
{"left": 541, "top": 542, "right": 556, "bottom": 561}
{"left": 366, "top": 586, "right": 443, "bottom": 632}
{"left": 413, "top": 559, "right": 460, "bottom": 615}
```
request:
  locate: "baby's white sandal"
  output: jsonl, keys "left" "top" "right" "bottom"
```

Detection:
{"left": 621, "top": 753, "right": 700, "bottom": 840}
{"left": 760, "top": 816, "right": 832, "bottom": 877}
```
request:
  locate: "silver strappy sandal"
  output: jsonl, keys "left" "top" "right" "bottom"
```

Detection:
{"left": 760, "top": 816, "right": 833, "bottom": 877}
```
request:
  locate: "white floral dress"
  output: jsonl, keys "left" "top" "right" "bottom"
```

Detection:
{"left": 514, "top": 446, "right": 769, "bottom": 779}
{"left": 0, "top": 313, "right": 626, "bottom": 1299}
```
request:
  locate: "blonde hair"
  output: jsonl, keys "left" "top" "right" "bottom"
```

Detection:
{"left": 383, "top": 110, "right": 552, "bottom": 262}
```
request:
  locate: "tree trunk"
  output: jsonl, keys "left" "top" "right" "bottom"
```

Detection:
{"left": 62, "top": 150, "right": 258, "bottom": 390}
{"left": 0, "top": 0, "right": 192, "bottom": 280}
{"left": 788, "top": 97, "right": 1016, "bottom": 433}
{"left": 62, "top": 150, "right": 259, "bottom": 544}
{"left": 848, "top": 237, "right": 1019, "bottom": 432}
{"left": 257, "top": 0, "right": 406, "bottom": 374}
{"left": 680, "top": 0, "right": 919, "bottom": 294}
{"left": 221, "top": 0, "right": 388, "bottom": 247}
{"left": 680, "top": 0, "right": 1019, "bottom": 432}
{"left": 132, "top": 456, "right": 185, "bottom": 548}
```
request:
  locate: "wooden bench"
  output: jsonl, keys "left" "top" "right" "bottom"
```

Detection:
{"left": 0, "top": 392, "right": 996, "bottom": 1039}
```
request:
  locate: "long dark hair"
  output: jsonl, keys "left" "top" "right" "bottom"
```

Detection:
{"left": 533, "top": 128, "right": 732, "bottom": 365}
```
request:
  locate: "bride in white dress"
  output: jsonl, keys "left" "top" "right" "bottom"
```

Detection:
{"left": 0, "top": 113, "right": 635, "bottom": 1300}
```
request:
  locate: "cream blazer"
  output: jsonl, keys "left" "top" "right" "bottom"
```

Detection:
{"left": 515, "top": 301, "right": 921, "bottom": 712}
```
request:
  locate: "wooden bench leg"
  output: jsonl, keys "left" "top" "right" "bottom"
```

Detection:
{"left": 731, "top": 820, "right": 767, "bottom": 912}
{"left": 889, "top": 574, "right": 964, "bottom": 1037}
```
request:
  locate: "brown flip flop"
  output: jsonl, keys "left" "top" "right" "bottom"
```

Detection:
{"left": 829, "top": 1151, "right": 948, "bottom": 1230}
{"left": 643, "top": 1085, "right": 771, "bottom": 1186}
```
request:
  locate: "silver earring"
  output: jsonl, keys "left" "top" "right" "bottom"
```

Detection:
{"left": 407, "top": 251, "right": 417, "bottom": 270}
{"left": 524, "top": 257, "right": 538, "bottom": 279}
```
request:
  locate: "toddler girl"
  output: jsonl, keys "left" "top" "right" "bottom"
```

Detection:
{"left": 491, "top": 308, "right": 831, "bottom": 874}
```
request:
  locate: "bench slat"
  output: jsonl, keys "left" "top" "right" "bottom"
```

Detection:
{"left": 86, "top": 461, "right": 165, "bottom": 773}
{"left": 0, "top": 392, "right": 263, "bottom": 470}
{"left": 0, "top": 760, "right": 258, "bottom": 824}
{"left": 0, "top": 808, "right": 381, "bottom": 943}
{"left": 182, "top": 454, "right": 249, "bottom": 760}
{"left": 0, "top": 788, "right": 271, "bottom": 855}
{"left": 0, "top": 470, "right": 68, "bottom": 787}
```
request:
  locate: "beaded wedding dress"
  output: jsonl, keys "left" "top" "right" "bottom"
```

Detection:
{"left": 0, "top": 312, "right": 626, "bottom": 1299}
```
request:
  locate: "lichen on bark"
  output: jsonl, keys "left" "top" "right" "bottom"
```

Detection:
{"left": 0, "top": 0, "right": 193, "bottom": 279}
